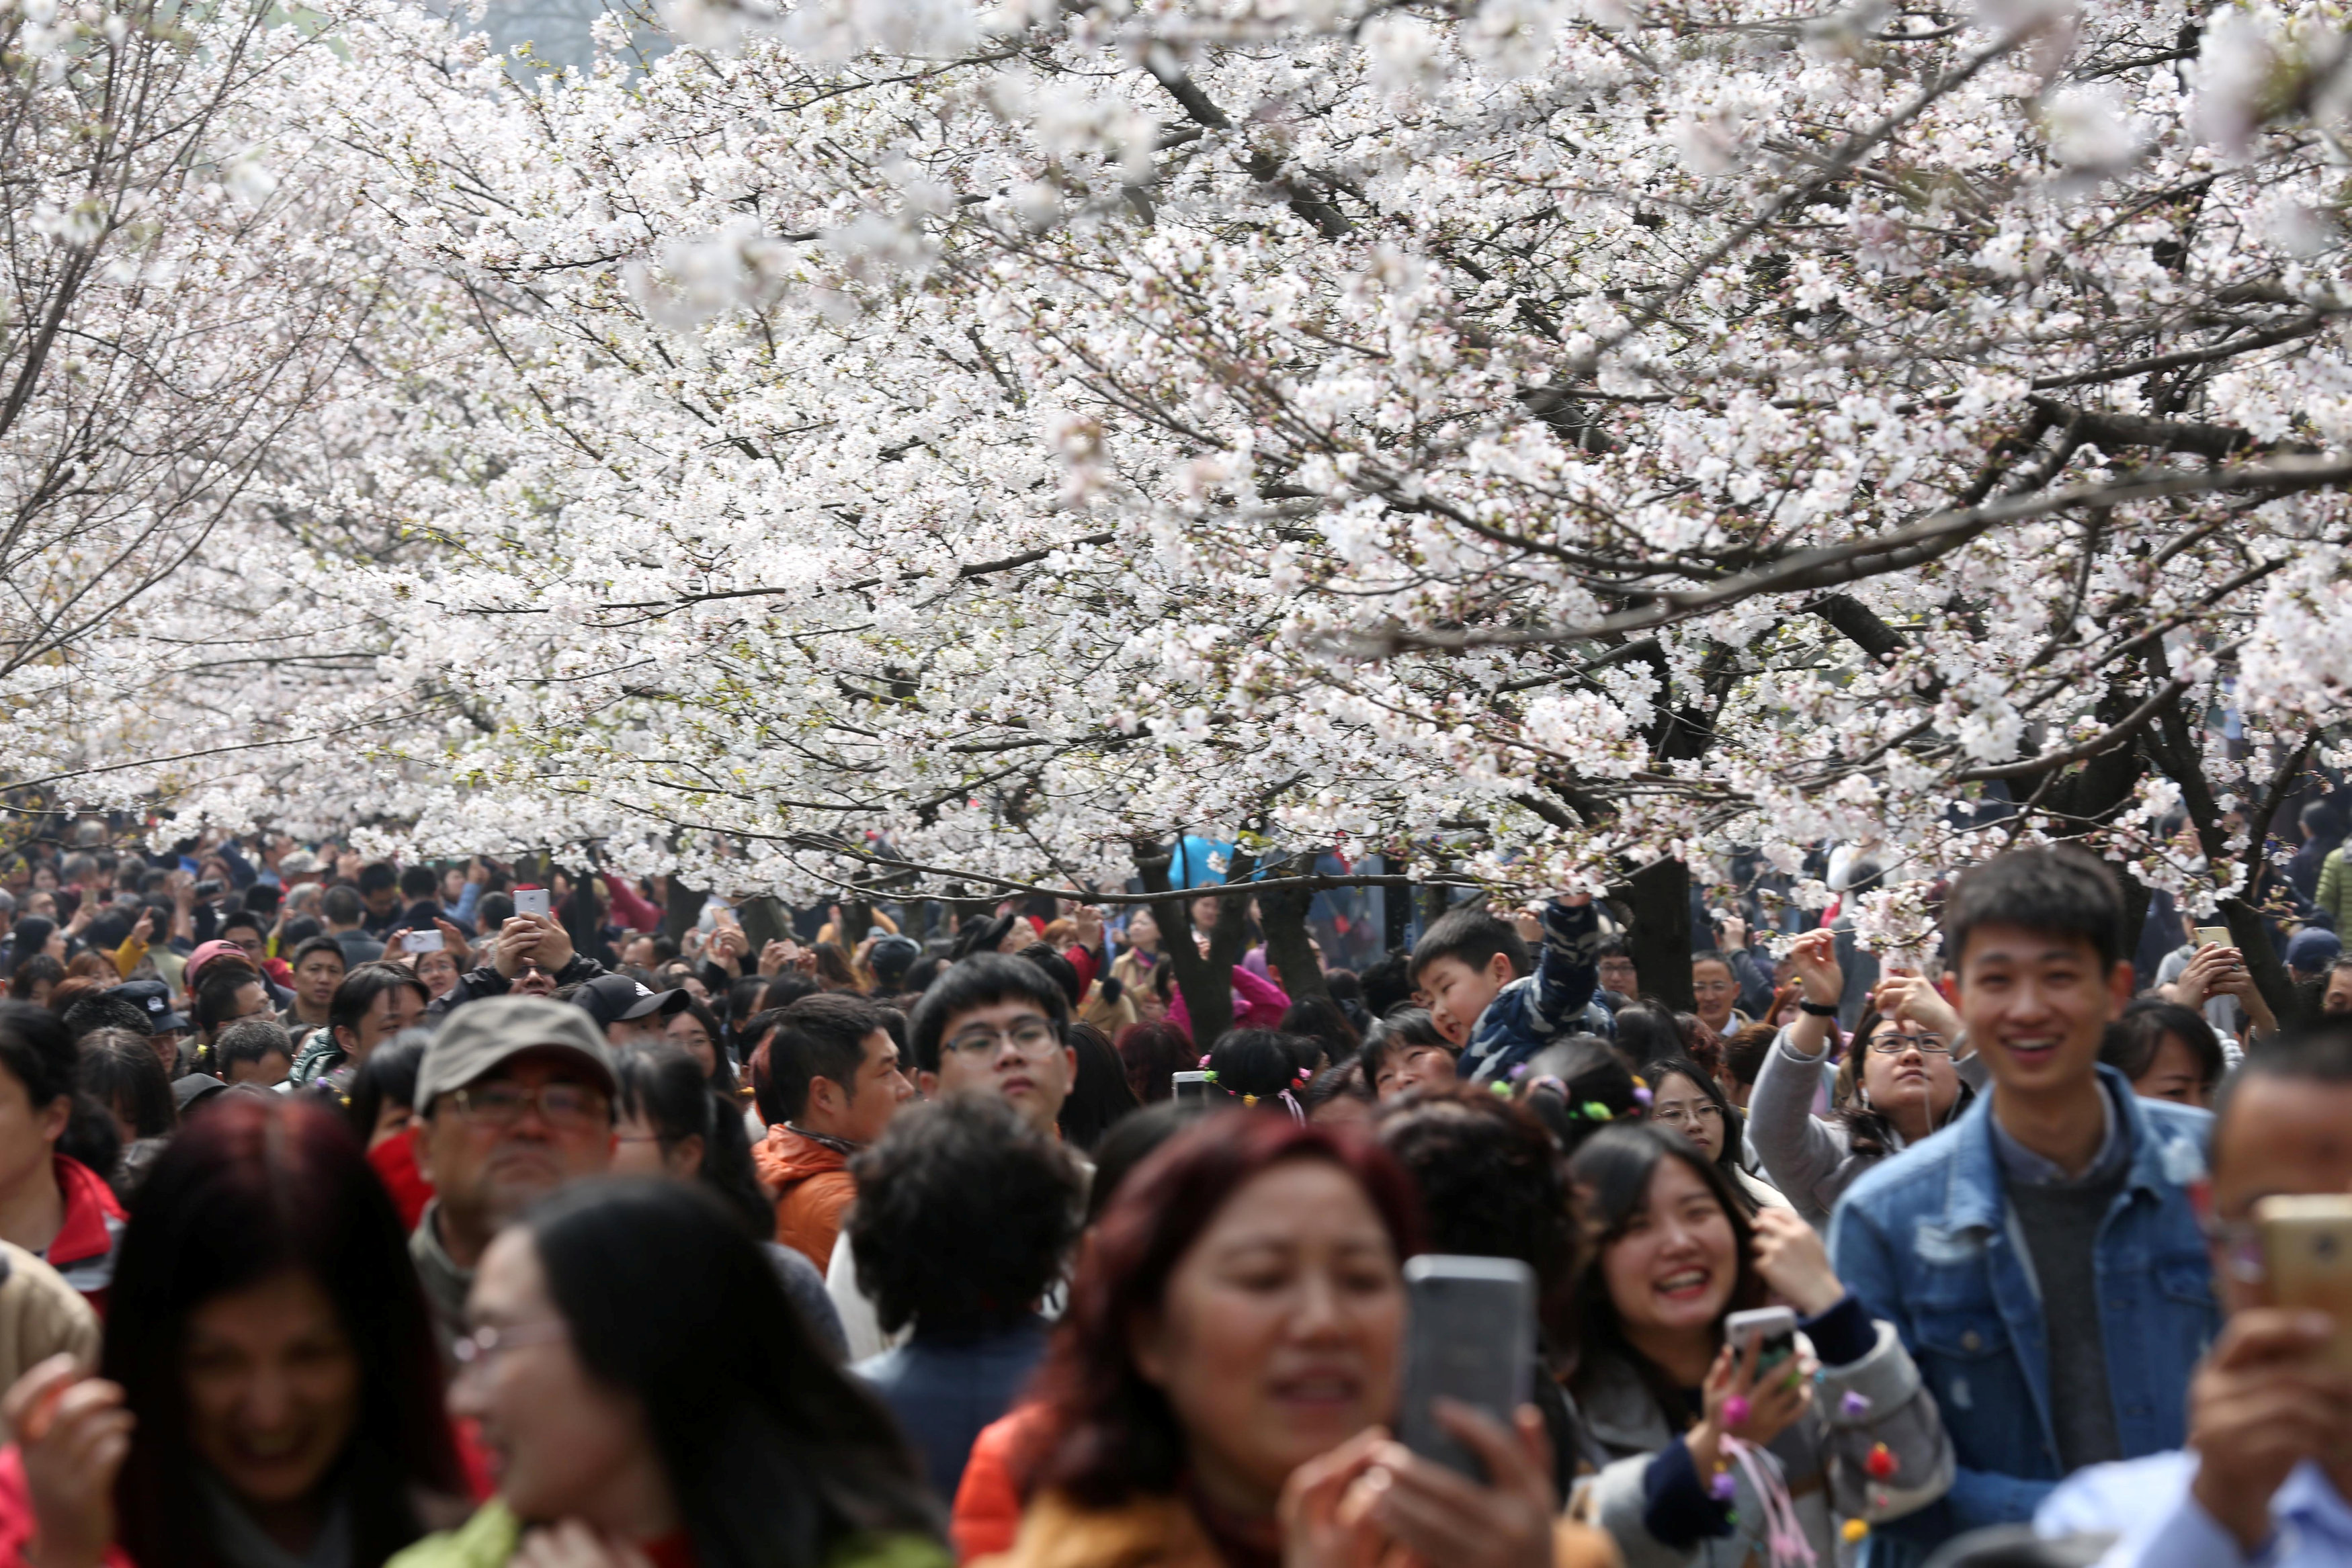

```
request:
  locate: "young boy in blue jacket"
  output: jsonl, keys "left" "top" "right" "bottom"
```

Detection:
{"left": 1829, "top": 844, "right": 2219, "bottom": 1553}
{"left": 1409, "top": 895, "right": 1608, "bottom": 1085}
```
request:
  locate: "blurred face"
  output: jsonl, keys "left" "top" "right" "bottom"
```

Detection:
{"left": 367, "top": 1097, "right": 412, "bottom": 1151}
{"left": 0, "top": 1063, "right": 67, "bottom": 1205}
{"left": 456, "top": 1231, "right": 670, "bottom": 1533}
{"left": 1601, "top": 1156, "right": 1738, "bottom": 1341}
{"left": 1189, "top": 897, "right": 1224, "bottom": 938}
{"left": 1599, "top": 953, "right": 1638, "bottom": 996}
{"left": 220, "top": 924, "right": 266, "bottom": 964}
{"left": 31, "top": 868, "right": 55, "bottom": 892}
{"left": 227, "top": 1051, "right": 293, "bottom": 1088}
{"left": 362, "top": 884, "right": 398, "bottom": 917}
{"left": 813, "top": 1029, "right": 914, "bottom": 1145}
{"left": 414, "top": 948, "right": 460, "bottom": 998}
{"left": 2208, "top": 1075, "right": 2352, "bottom": 1313}
{"left": 334, "top": 984, "right": 424, "bottom": 1063}
{"left": 294, "top": 950, "right": 345, "bottom": 1012}
{"left": 1690, "top": 958, "right": 1738, "bottom": 1029}
{"left": 613, "top": 1108, "right": 699, "bottom": 1181}
{"left": 1951, "top": 923, "right": 2132, "bottom": 1104}
{"left": 1648, "top": 1070, "right": 1726, "bottom": 1162}
{"left": 2325, "top": 969, "right": 2352, "bottom": 1016}
{"left": 1857, "top": 1016, "right": 1962, "bottom": 1122}
{"left": 663, "top": 1010, "right": 717, "bottom": 1078}
{"left": 419, "top": 1053, "right": 616, "bottom": 1232}
{"left": 922, "top": 997, "right": 1074, "bottom": 1136}
{"left": 512, "top": 957, "right": 560, "bottom": 999}
{"left": 622, "top": 937, "right": 659, "bottom": 969}
{"left": 1372, "top": 1041, "right": 1456, "bottom": 1100}
{"left": 2134, "top": 1031, "right": 2213, "bottom": 1108}
{"left": 997, "top": 920, "right": 1031, "bottom": 955}
{"left": 1126, "top": 909, "right": 1160, "bottom": 951}
{"left": 218, "top": 980, "right": 271, "bottom": 1037}
{"left": 1417, "top": 953, "right": 1512, "bottom": 1047}
{"left": 1131, "top": 1161, "right": 1405, "bottom": 1515}
{"left": 149, "top": 1030, "right": 185, "bottom": 1077}
{"left": 183, "top": 1271, "right": 361, "bottom": 1512}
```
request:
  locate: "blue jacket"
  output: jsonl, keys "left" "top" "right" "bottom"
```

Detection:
{"left": 1455, "top": 900, "right": 1608, "bottom": 1085}
{"left": 853, "top": 1316, "right": 1050, "bottom": 1502}
{"left": 1826, "top": 1067, "right": 2218, "bottom": 1549}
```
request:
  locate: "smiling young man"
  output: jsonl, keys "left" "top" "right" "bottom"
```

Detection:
{"left": 1830, "top": 845, "right": 2220, "bottom": 1546}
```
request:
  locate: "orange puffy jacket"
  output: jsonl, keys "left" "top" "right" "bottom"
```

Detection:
{"left": 753, "top": 1125, "right": 857, "bottom": 1272}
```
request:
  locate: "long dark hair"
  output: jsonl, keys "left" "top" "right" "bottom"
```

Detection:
{"left": 1567, "top": 1123, "right": 1764, "bottom": 1429}
{"left": 1023, "top": 1112, "right": 1423, "bottom": 1508}
{"left": 612, "top": 1045, "right": 772, "bottom": 1239}
{"left": 1057, "top": 1021, "right": 1142, "bottom": 1152}
{"left": 106, "top": 1094, "right": 462, "bottom": 1568}
{"left": 524, "top": 1180, "right": 941, "bottom": 1568}
{"left": 0, "top": 1000, "right": 120, "bottom": 1180}
{"left": 1640, "top": 1056, "right": 1753, "bottom": 1211}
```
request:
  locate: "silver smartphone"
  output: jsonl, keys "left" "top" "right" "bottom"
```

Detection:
{"left": 401, "top": 929, "right": 444, "bottom": 953}
{"left": 1726, "top": 1305, "right": 1799, "bottom": 1376}
{"left": 1398, "top": 1254, "right": 1536, "bottom": 1479}
{"left": 1170, "top": 1070, "right": 1212, "bottom": 1107}
{"left": 514, "top": 886, "right": 550, "bottom": 918}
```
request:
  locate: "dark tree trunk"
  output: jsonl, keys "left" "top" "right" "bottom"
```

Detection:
{"left": 835, "top": 900, "right": 874, "bottom": 947}
{"left": 1257, "top": 854, "right": 1327, "bottom": 1004}
{"left": 736, "top": 895, "right": 794, "bottom": 957}
{"left": 661, "top": 879, "right": 707, "bottom": 945}
{"left": 1623, "top": 857, "right": 1695, "bottom": 1012}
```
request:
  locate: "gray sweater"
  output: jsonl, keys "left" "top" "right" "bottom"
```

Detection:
{"left": 1747, "top": 1028, "right": 1889, "bottom": 1227}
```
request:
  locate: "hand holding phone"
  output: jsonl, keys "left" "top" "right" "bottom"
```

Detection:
{"left": 514, "top": 885, "right": 550, "bottom": 918}
{"left": 2259, "top": 1195, "right": 2352, "bottom": 1372}
{"left": 1398, "top": 1255, "right": 1534, "bottom": 1480}
{"left": 401, "top": 930, "right": 445, "bottom": 954}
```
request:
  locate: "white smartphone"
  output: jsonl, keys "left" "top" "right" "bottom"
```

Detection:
{"left": 401, "top": 930, "right": 444, "bottom": 953}
{"left": 515, "top": 886, "right": 550, "bottom": 918}
{"left": 1171, "top": 1070, "right": 1212, "bottom": 1107}
{"left": 1398, "top": 1255, "right": 1536, "bottom": 1479}
{"left": 1726, "top": 1305, "right": 1800, "bottom": 1376}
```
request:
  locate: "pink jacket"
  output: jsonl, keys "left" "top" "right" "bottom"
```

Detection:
{"left": 1167, "top": 965, "right": 1290, "bottom": 1043}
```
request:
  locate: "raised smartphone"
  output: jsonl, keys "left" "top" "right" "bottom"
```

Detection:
{"left": 514, "top": 885, "right": 550, "bottom": 918}
{"left": 2259, "top": 1194, "right": 2352, "bottom": 1372}
{"left": 1726, "top": 1305, "right": 1800, "bottom": 1376}
{"left": 1398, "top": 1254, "right": 1535, "bottom": 1479}
{"left": 1170, "top": 1070, "right": 1211, "bottom": 1107}
{"left": 401, "top": 929, "right": 444, "bottom": 953}
{"left": 2196, "top": 926, "right": 2232, "bottom": 949}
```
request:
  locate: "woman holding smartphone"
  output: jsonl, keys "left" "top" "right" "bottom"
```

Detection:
{"left": 987, "top": 1112, "right": 1616, "bottom": 1568}
{"left": 1566, "top": 1125, "right": 1950, "bottom": 1568}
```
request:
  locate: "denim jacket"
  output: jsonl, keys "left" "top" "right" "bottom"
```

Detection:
{"left": 1826, "top": 1066, "right": 2217, "bottom": 1549}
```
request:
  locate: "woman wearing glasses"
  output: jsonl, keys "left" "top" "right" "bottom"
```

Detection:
{"left": 1747, "top": 930, "right": 1970, "bottom": 1226}
{"left": 1640, "top": 1059, "right": 1790, "bottom": 1215}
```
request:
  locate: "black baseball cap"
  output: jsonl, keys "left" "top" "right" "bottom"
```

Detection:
{"left": 111, "top": 979, "right": 187, "bottom": 1034}
{"left": 571, "top": 973, "right": 692, "bottom": 1032}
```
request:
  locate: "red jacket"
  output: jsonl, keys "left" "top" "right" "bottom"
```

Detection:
{"left": 0, "top": 1445, "right": 133, "bottom": 1568}
{"left": 952, "top": 1403, "right": 1048, "bottom": 1563}
{"left": 44, "top": 1157, "right": 124, "bottom": 1315}
{"left": 368, "top": 1125, "right": 436, "bottom": 1233}
{"left": 752, "top": 1126, "right": 857, "bottom": 1272}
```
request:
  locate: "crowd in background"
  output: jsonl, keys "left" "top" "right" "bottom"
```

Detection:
{"left": 0, "top": 819, "right": 2345, "bottom": 1568}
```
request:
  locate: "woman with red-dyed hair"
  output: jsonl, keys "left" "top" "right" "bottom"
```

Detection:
{"left": 978, "top": 1110, "right": 1618, "bottom": 1568}
{"left": 0, "top": 1092, "right": 468, "bottom": 1568}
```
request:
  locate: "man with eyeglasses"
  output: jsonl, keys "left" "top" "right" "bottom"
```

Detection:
{"left": 409, "top": 994, "right": 618, "bottom": 1357}
{"left": 2034, "top": 1022, "right": 2352, "bottom": 1568}
{"left": 827, "top": 953, "right": 1081, "bottom": 1360}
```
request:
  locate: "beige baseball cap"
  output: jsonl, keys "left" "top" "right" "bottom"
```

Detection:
{"left": 416, "top": 994, "right": 618, "bottom": 1108}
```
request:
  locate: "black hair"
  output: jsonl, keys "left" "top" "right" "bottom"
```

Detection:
{"left": 613, "top": 1045, "right": 773, "bottom": 1240}
{"left": 1611, "top": 1000, "right": 1687, "bottom": 1069}
{"left": 1358, "top": 1007, "right": 1452, "bottom": 1086}
{"left": 1943, "top": 843, "right": 2124, "bottom": 971}
{"left": 1084, "top": 1100, "right": 1202, "bottom": 1224}
{"left": 1057, "top": 1020, "right": 1142, "bottom": 1153}
{"left": 1567, "top": 1123, "right": 1765, "bottom": 1428}
{"left": 1301, "top": 1057, "right": 1376, "bottom": 1119}
{"left": 1204, "top": 1028, "right": 1310, "bottom": 1105}
{"left": 1516, "top": 1035, "right": 1640, "bottom": 1157}
{"left": 7, "top": 953, "right": 62, "bottom": 1002}
{"left": 900, "top": 956, "right": 946, "bottom": 996}
{"left": 1017, "top": 943, "right": 1085, "bottom": 1010}
{"left": 329, "top": 963, "right": 429, "bottom": 1049}
{"left": 1724, "top": 1022, "right": 1775, "bottom": 1092}
{"left": 0, "top": 1001, "right": 120, "bottom": 1179}
{"left": 347, "top": 1036, "right": 427, "bottom": 1144}
{"left": 523, "top": 1180, "right": 942, "bottom": 1568}
{"left": 357, "top": 861, "right": 398, "bottom": 896}
{"left": 848, "top": 1095, "right": 1084, "bottom": 1336}
{"left": 1278, "top": 997, "right": 1361, "bottom": 1062}
{"left": 1376, "top": 1084, "right": 1581, "bottom": 1365}
{"left": 1409, "top": 907, "right": 1530, "bottom": 986}
{"left": 79, "top": 1030, "right": 175, "bottom": 1138}
{"left": 1831, "top": 1008, "right": 1973, "bottom": 1158}
{"left": 238, "top": 883, "right": 282, "bottom": 922}
{"left": 321, "top": 885, "right": 365, "bottom": 926}
{"left": 1359, "top": 949, "right": 1416, "bottom": 1020}
{"left": 2105, "top": 998, "right": 2226, "bottom": 1097}
{"left": 666, "top": 996, "right": 738, "bottom": 1092}
{"left": 216, "top": 908, "right": 266, "bottom": 942}
{"left": 474, "top": 891, "right": 514, "bottom": 932}
{"left": 214, "top": 1017, "right": 294, "bottom": 1079}
{"left": 60, "top": 992, "right": 153, "bottom": 1042}
{"left": 398, "top": 865, "right": 438, "bottom": 901}
{"left": 907, "top": 953, "right": 1068, "bottom": 1076}
{"left": 725, "top": 974, "right": 775, "bottom": 1035}
{"left": 279, "top": 916, "right": 324, "bottom": 949}
{"left": 2213, "top": 1018, "right": 2352, "bottom": 1160}
{"left": 763, "top": 993, "right": 888, "bottom": 1125}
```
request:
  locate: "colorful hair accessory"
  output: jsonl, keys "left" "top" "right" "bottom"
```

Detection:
{"left": 1509, "top": 1061, "right": 1530, "bottom": 1079}
{"left": 1841, "top": 1520, "right": 1870, "bottom": 1544}
{"left": 1200, "top": 1069, "right": 1220, "bottom": 1084}
{"left": 1198, "top": 1055, "right": 1212, "bottom": 1068}
{"left": 1243, "top": 1094, "right": 1259, "bottom": 1108}
{"left": 1278, "top": 1088, "right": 1306, "bottom": 1123}
{"left": 1709, "top": 1471, "right": 1738, "bottom": 1503}
{"left": 1492, "top": 1082, "right": 1514, "bottom": 1096}
{"left": 1864, "top": 1444, "right": 1898, "bottom": 1480}
{"left": 1631, "top": 1075, "right": 1648, "bottom": 1088}
{"left": 1722, "top": 1395, "right": 1750, "bottom": 1428}
{"left": 1632, "top": 1085, "right": 1654, "bottom": 1106}
{"left": 1840, "top": 1391, "right": 1872, "bottom": 1417}
{"left": 1581, "top": 1101, "right": 1615, "bottom": 1121}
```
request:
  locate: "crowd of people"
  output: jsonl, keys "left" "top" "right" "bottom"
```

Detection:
{"left": 0, "top": 824, "right": 2345, "bottom": 1568}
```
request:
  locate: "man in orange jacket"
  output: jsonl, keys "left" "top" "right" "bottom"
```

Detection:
{"left": 752, "top": 993, "right": 915, "bottom": 1270}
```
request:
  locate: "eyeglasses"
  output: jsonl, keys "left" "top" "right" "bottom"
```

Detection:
{"left": 944, "top": 1020, "right": 1060, "bottom": 1057}
{"left": 452, "top": 1320, "right": 567, "bottom": 1376}
{"left": 446, "top": 1082, "right": 610, "bottom": 1129}
{"left": 1867, "top": 1034, "right": 1954, "bottom": 1056}
{"left": 1651, "top": 1102, "right": 1724, "bottom": 1127}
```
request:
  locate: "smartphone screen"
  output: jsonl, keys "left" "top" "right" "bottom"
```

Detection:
{"left": 1726, "top": 1305, "right": 1800, "bottom": 1377}
{"left": 515, "top": 887, "right": 550, "bottom": 918}
{"left": 1398, "top": 1256, "right": 1535, "bottom": 1479}
{"left": 1170, "top": 1071, "right": 1210, "bottom": 1107}
{"left": 402, "top": 930, "right": 445, "bottom": 953}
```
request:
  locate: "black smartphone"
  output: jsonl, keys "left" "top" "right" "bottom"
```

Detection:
{"left": 1398, "top": 1255, "right": 1535, "bottom": 1479}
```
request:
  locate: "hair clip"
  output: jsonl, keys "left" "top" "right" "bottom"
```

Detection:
{"left": 1580, "top": 1101, "right": 1615, "bottom": 1121}
{"left": 1509, "top": 1061, "right": 1530, "bottom": 1080}
{"left": 1632, "top": 1085, "right": 1654, "bottom": 1106}
{"left": 1200, "top": 1069, "right": 1219, "bottom": 1085}
{"left": 1198, "top": 1054, "right": 1212, "bottom": 1069}
{"left": 1242, "top": 1094, "right": 1259, "bottom": 1107}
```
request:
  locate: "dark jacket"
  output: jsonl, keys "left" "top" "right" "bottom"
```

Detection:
{"left": 853, "top": 1316, "right": 1050, "bottom": 1501}
{"left": 424, "top": 954, "right": 605, "bottom": 1020}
